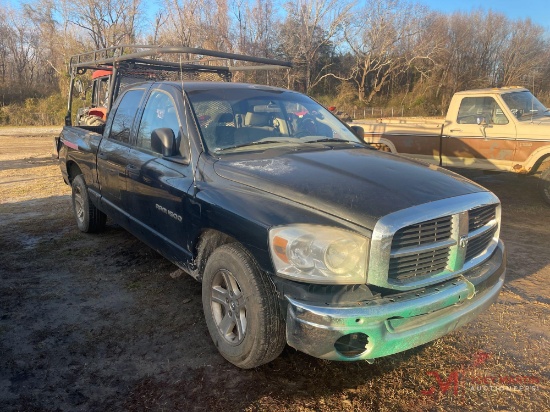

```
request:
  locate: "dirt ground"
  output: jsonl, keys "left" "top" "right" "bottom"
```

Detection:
{"left": 0, "top": 127, "right": 548, "bottom": 411}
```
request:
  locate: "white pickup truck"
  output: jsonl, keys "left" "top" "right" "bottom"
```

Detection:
{"left": 355, "top": 87, "right": 550, "bottom": 204}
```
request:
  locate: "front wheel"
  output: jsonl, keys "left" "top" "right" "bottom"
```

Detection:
{"left": 539, "top": 168, "right": 550, "bottom": 206}
{"left": 71, "top": 175, "right": 106, "bottom": 232}
{"left": 202, "top": 243, "right": 286, "bottom": 369}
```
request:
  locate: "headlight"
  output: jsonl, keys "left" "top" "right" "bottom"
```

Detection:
{"left": 269, "top": 225, "right": 369, "bottom": 284}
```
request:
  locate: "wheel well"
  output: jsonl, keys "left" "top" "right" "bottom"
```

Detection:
{"left": 193, "top": 229, "right": 237, "bottom": 281}
{"left": 371, "top": 143, "right": 393, "bottom": 153}
{"left": 66, "top": 162, "right": 83, "bottom": 183}
{"left": 528, "top": 154, "right": 550, "bottom": 175}
{"left": 532, "top": 155, "right": 550, "bottom": 175}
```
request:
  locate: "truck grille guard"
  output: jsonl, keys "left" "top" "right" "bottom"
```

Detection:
{"left": 368, "top": 192, "right": 501, "bottom": 291}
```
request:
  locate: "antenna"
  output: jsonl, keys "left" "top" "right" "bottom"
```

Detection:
{"left": 528, "top": 66, "right": 544, "bottom": 123}
{"left": 531, "top": 72, "right": 535, "bottom": 123}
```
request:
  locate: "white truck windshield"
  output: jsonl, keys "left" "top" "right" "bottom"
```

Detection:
{"left": 501, "top": 91, "right": 549, "bottom": 120}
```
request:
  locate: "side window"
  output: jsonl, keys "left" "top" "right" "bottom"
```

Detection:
{"left": 136, "top": 90, "right": 180, "bottom": 152}
{"left": 457, "top": 97, "right": 508, "bottom": 125}
{"left": 109, "top": 89, "right": 145, "bottom": 143}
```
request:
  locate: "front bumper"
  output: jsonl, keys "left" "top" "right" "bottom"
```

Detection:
{"left": 285, "top": 240, "right": 505, "bottom": 361}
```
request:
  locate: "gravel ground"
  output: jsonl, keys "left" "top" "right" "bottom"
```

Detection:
{"left": 0, "top": 128, "right": 548, "bottom": 411}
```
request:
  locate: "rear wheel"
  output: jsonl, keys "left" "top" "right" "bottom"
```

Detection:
{"left": 539, "top": 168, "right": 550, "bottom": 206}
{"left": 71, "top": 175, "right": 106, "bottom": 232}
{"left": 202, "top": 243, "right": 286, "bottom": 369}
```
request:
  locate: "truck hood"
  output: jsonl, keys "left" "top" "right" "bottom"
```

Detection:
{"left": 213, "top": 147, "right": 486, "bottom": 229}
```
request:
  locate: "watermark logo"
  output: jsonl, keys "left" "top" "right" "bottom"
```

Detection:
{"left": 421, "top": 371, "right": 459, "bottom": 396}
{"left": 420, "top": 351, "right": 540, "bottom": 397}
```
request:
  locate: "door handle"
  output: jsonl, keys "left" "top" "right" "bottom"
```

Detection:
{"left": 98, "top": 152, "right": 108, "bottom": 160}
{"left": 126, "top": 164, "right": 140, "bottom": 178}
{"left": 449, "top": 129, "right": 462, "bottom": 132}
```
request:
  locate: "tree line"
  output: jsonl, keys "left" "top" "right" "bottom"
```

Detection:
{"left": 1, "top": 0, "right": 549, "bottom": 124}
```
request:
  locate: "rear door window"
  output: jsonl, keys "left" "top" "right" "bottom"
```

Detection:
{"left": 109, "top": 89, "right": 146, "bottom": 143}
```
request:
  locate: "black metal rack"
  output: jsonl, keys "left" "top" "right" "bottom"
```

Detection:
{"left": 66, "top": 45, "right": 292, "bottom": 125}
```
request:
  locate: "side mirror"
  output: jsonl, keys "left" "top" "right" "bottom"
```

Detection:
{"left": 476, "top": 117, "right": 486, "bottom": 126}
{"left": 350, "top": 125, "right": 365, "bottom": 140}
{"left": 151, "top": 128, "right": 176, "bottom": 156}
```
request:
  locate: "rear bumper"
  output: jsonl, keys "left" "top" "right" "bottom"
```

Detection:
{"left": 285, "top": 240, "right": 505, "bottom": 361}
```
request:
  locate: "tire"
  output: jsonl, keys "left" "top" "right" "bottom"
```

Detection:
{"left": 80, "top": 114, "right": 105, "bottom": 126}
{"left": 202, "top": 243, "right": 286, "bottom": 369}
{"left": 539, "top": 168, "right": 550, "bottom": 206}
{"left": 71, "top": 175, "right": 106, "bottom": 233}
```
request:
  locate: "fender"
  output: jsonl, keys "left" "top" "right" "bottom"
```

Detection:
{"left": 363, "top": 135, "right": 397, "bottom": 153}
{"left": 517, "top": 144, "right": 550, "bottom": 173}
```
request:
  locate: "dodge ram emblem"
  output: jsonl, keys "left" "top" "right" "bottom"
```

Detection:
{"left": 460, "top": 236, "right": 469, "bottom": 248}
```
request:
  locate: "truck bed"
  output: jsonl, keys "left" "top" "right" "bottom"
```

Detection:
{"left": 55, "top": 125, "right": 104, "bottom": 186}
{"left": 354, "top": 117, "right": 444, "bottom": 137}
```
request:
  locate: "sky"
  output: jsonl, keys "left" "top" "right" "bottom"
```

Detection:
{"left": 421, "top": 0, "right": 550, "bottom": 29}
{"left": 4, "top": 0, "right": 550, "bottom": 31}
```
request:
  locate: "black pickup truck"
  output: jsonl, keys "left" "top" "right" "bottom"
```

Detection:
{"left": 54, "top": 47, "right": 506, "bottom": 369}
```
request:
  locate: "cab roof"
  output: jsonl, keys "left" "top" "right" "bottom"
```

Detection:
{"left": 454, "top": 87, "right": 528, "bottom": 95}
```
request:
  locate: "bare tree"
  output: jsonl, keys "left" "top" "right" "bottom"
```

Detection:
{"left": 499, "top": 19, "right": 548, "bottom": 86}
{"left": 0, "top": 5, "right": 41, "bottom": 98}
{"left": 412, "top": 10, "right": 550, "bottom": 112}
{"left": 231, "top": 0, "right": 277, "bottom": 57}
{"left": 343, "top": 0, "right": 430, "bottom": 103}
{"left": 2, "top": 0, "right": 550, "bottom": 123}
{"left": 161, "top": 0, "right": 231, "bottom": 51}
{"left": 67, "top": 0, "right": 142, "bottom": 49}
{"left": 229, "top": 0, "right": 284, "bottom": 85}
{"left": 145, "top": 11, "right": 168, "bottom": 45}
{"left": 279, "top": 0, "right": 353, "bottom": 93}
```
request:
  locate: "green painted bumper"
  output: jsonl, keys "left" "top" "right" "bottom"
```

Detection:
{"left": 285, "top": 240, "right": 505, "bottom": 361}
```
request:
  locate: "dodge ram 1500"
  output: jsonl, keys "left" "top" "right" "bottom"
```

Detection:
{"left": 54, "top": 46, "right": 506, "bottom": 368}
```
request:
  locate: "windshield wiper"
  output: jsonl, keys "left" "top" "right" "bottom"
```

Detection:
{"left": 215, "top": 139, "right": 293, "bottom": 152}
{"left": 304, "top": 138, "right": 356, "bottom": 144}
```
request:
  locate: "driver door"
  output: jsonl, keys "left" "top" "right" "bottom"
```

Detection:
{"left": 125, "top": 85, "right": 195, "bottom": 264}
{"left": 442, "top": 96, "right": 517, "bottom": 171}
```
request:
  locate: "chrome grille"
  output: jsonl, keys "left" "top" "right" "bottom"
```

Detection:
{"left": 387, "top": 204, "right": 498, "bottom": 283}
{"left": 368, "top": 192, "right": 501, "bottom": 291}
{"left": 466, "top": 227, "right": 497, "bottom": 260}
{"left": 468, "top": 205, "right": 496, "bottom": 232}
{"left": 389, "top": 216, "right": 453, "bottom": 280}
{"left": 389, "top": 246, "right": 450, "bottom": 280}
{"left": 392, "top": 216, "right": 453, "bottom": 247}
{"left": 466, "top": 205, "right": 498, "bottom": 261}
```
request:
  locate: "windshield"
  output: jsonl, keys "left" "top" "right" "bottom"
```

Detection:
{"left": 186, "top": 86, "right": 360, "bottom": 153}
{"left": 501, "top": 90, "right": 549, "bottom": 120}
